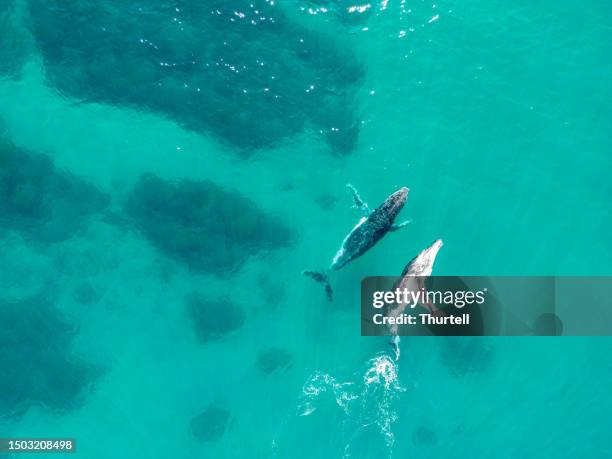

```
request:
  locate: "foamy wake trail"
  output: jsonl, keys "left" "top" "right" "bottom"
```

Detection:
{"left": 297, "top": 354, "right": 406, "bottom": 457}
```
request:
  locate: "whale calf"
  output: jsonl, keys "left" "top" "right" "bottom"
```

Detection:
{"left": 386, "top": 239, "right": 444, "bottom": 359}
{"left": 304, "top": 185, "right": 412, "bottom": 301}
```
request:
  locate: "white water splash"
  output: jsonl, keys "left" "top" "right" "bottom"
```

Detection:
{"left": 297, "top": 354, "right": 406, "bottom": 457}
{"left": 364, "top": 354, "right": 399, "bottom": 389}
{"left": 298, "top": 372, "right": 357, "bottom": 416}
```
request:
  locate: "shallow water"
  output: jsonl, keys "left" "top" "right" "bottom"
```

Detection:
{"left": 1, "top": 1, "right": 611, "bottom": 458}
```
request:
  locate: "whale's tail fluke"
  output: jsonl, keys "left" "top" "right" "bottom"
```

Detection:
{"left": 303, "top": 270, "right": 333, "bottom": 301}
{"left": 390, "top": 336, "right": 401, "bottom": 361}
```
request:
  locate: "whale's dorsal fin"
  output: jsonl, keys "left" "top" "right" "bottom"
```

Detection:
{"left": 346, "top": 184, "right": 371, "bottom": 216}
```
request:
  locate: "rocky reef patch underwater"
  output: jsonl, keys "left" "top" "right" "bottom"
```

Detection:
{"left": 125, "top": 174, "right": 293, "bottom": 274}
{"left": 0, "top": 296, "right": 98, "bottom": 419}
{"left": 185, "top": 292, "right": 245, "bottom": 343}
{"left": 25, "top": 0, "right": 363, "bottom": 154}
{"left": 190, "top": 404, "right": 233, "bottom": 443}
{"left": 0, "top": 140, "right": 109, "bottom": 243}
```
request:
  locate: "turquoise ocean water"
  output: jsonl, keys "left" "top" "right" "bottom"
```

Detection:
{"left": 1, "top": 1, "right": 611, "bottom": 457}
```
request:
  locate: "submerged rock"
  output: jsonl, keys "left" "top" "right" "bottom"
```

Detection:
{"left": 412, "top": 425, "right": 438, "bottom": 447}
{"left": 439, "top": 337, "right": 494, "bottom": 376}
{"left": 0, "top": 297, "right": 98, "bottom": 418}
{"left": 26, "top": 0, "right": 363, "bottom": 153}
{"left": 0, "top": 141, "right": 109, "bottom": 243}
{"left": 314, "top": 192, "right": 338, "bottom": 211}
{"left": 125, "top": 174, "right": 292, "bottom": 274}
{"left": 186, "top": 292, "right": 245, "bottom": 343}
{"left": 0, "top": 234, "right": 54, "bottom": 301}
{"left": 72, "top": 282, "right": 100, "bottom": 305}
{"left": 0, "top": 0, "right": 31, "bottom": 77}
{"left": 256, "top": 347, "right": 292, "bottom": 374}
{"left": 190, "top": 405, "right": 232, "bottom": 442}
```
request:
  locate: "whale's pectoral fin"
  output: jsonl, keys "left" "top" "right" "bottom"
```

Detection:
{"left": 390, "top": 220, "right": 412, "bottom": 231}
{"left": 346, "top": 184, "right": 370, "bottom": 215}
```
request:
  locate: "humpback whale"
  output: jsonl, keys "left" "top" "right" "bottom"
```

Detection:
{"left": 386, "top": 239, "right": 443, "bottom": 359}
{"left": 304, "top": 185, "right": 411, "bottom": 301}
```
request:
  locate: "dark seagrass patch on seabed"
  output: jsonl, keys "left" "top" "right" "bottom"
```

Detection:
{"left": 26, "top": 0, "right": 363, "bottom": 154}
{"left": 72, "top": 281, "right": 101, "bottom": 306}
{"left": 190, "top": 404, "right": 232, "bottom": 443}
{"left": 186, "top": 292, "right": 245, "bottom": 343}
{"left": 0, "top": 297, "right": 99, "bottom": 418}
{"left": 0, "top": 140, "right": 109, "bottom": 243}
{"left": 0, "top": 0, "right": 31, "bottom": 77}
{"left": 256, "top": 347, "right": 292, "bottom": 374}
{"left": 412, "top": 425, "right": 438, "bottom": 447}
{"left": 439, "top": 337, "right": 494, "bottom": 376}
{"left": 125, "top": 174, "right": 293, "bottom": 274}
